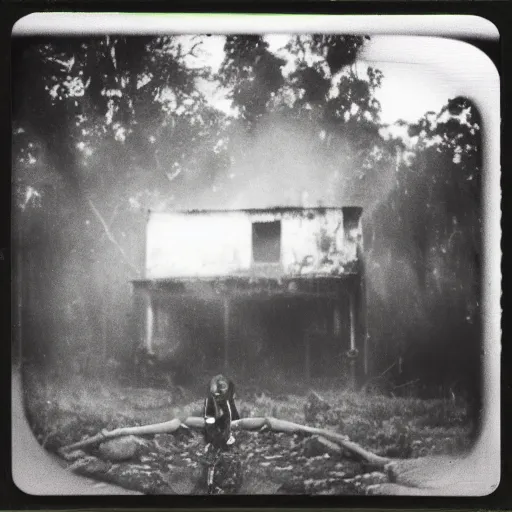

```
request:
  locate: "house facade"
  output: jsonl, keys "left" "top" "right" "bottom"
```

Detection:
{"left": 131, "top": 207, "right": 367, "bottom": 387}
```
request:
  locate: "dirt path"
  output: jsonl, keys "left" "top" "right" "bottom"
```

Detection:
{"left": 12, "top": 370, "right": 142, "bottom": 495}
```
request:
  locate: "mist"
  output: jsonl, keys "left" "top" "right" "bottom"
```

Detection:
{"left": 11, "top": 32, "right": 483, "bottom": 407}
{"left": 9, "top": 26, "right": 495, "bottom": 498}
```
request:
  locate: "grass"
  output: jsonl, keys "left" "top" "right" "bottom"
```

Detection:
{"left": 21, "top": 366, "right": 475, "bottom": 494}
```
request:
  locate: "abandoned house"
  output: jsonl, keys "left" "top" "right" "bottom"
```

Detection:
{"left": 131, "top": 207, "right": 367, "bottom": 387}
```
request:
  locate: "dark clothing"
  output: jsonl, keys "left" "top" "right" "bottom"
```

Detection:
{"left": 203, "top": 375, "right": 240, "bottom": 448}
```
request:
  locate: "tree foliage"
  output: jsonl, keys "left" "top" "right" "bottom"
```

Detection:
{"left": 365, "top": 96, "right": 482, "bottom": 400}
{"left": 13, "top": 34, "right": 483, "bottom": 399}
{"left": 214, "top": 35, "right": 391, "bottom": 208}
{"left": 12, "top": 36, "right": 226, "bottom": 201}
{"left": 12, "top": 35, "right": 229, "bottom": 371}
{"left": 218, "top": 35, "right": 287, "bottom": 127}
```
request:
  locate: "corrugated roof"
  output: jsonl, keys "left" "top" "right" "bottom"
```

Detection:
{"left": 148, "top": 206, "right": 363, "bottom": 215}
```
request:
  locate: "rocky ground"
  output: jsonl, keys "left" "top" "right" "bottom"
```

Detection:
{"left": 22, "top": 370, "right": 474, "bottom": 495}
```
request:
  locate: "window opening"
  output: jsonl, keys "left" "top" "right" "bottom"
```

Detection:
{"left": 252, "top": 221, "right": 281, "bottom": 263}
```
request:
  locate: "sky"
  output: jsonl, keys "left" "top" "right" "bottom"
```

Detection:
{"left": 183, "top": 34, "right": 459, "bottom": 126}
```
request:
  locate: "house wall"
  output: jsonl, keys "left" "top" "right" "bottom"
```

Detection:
{"left": 145, "top": 208, "right": 362, "bottom": 279}
{"left": 146, "top": 211, "right": 251, "bottom": 279}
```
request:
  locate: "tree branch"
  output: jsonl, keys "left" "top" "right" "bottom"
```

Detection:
{"left": 184, "top": 41, "right": 202, "bottom": 59}
{"left": 108, "top": 202, "right": 121, "bottom": 228}
{"left": 60, "top": 415, "right": 390, "bottom": 466}
{"left": 86, "top": 197, "right": 141, "bottom": 277}
{"left": 59, "top": 414, "right": 478, "bottom": 495}
{"left": 232, "top": 417, "right": 391, "bottom": 466}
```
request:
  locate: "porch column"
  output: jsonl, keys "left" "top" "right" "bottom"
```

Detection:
{"left": 348, "top": 292, "right": 357, "bottom": 390}
{"left": 359, "top": 274, "right": 369, "bottom": 379}
{"left": 333, "top": 300, "right": 343, "bottom": 385}
{"left": 145, "top": 290, "right": 154, "bottom": 353}
{"left": 333, "top": 303, "right": 342, "bottom": 338}
{"left": 349, "top": 294, "right": 356, "bottom": 351}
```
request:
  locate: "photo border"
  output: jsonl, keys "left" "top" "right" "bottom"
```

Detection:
{"left": 2, "top": 2, "right": 507, "bottom": 510}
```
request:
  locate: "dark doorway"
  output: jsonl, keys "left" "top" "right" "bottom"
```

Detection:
{"left": 252, "top": 221, "right": 281, "bottom": 263}
{"left": 227, "top": 295, "right": 351, "bottom": 382}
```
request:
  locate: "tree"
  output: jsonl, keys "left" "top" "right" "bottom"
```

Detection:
{"left": 214, "top": 34, "right": 396, "bottom": 209}
{"left": 13, "top": 32, "right": 483, "bottom": 406}
{"left": 364, "top": 96, "right": 482, "bottom": 407}
{"left": 12, "top": 35, "right": 227, "bottom": 374}
{"left": 217, "top": 35, "right": 287, "bottom": 128}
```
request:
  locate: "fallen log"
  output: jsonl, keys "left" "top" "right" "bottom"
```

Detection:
{"left": 61, "top": 418, "right": 201, "bottom": 453}
{"left": 231, "top": 417, "right": 391, "bottom": 466}
{"left": 59, "top": 417, "right": 486, "bottom": 495}
{"left": 60, "top": 415, "right": 390, "bottom": 466}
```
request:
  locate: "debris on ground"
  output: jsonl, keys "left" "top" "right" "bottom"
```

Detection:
{"left": 302, "top": 435, "right": 343, "bottom": 458}
{"left": 304, "top": 391, "right": 331, "bottom": 423}
{"left": 24, "top": 373, "right": 475, "bottom": 495}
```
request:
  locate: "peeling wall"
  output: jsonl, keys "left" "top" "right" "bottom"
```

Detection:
{"left": 146, "top": 211, "right": 251, "bottom": 279}
{"left": 145, "top": 208, "right": 362, "bottom": 279}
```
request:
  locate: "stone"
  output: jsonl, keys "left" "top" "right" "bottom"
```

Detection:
{"left": 60, "top": 449, "right": 87, "bottom": 462}
{"left": 69, "top": 455, "right": 112, "bottom": 475}
{"left": 98, "top": 435, "right": 141, "bottom": 462}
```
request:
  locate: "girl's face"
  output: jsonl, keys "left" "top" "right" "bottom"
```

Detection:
{"left": 210, "top": 375, "right": 229, "bottom": 399}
